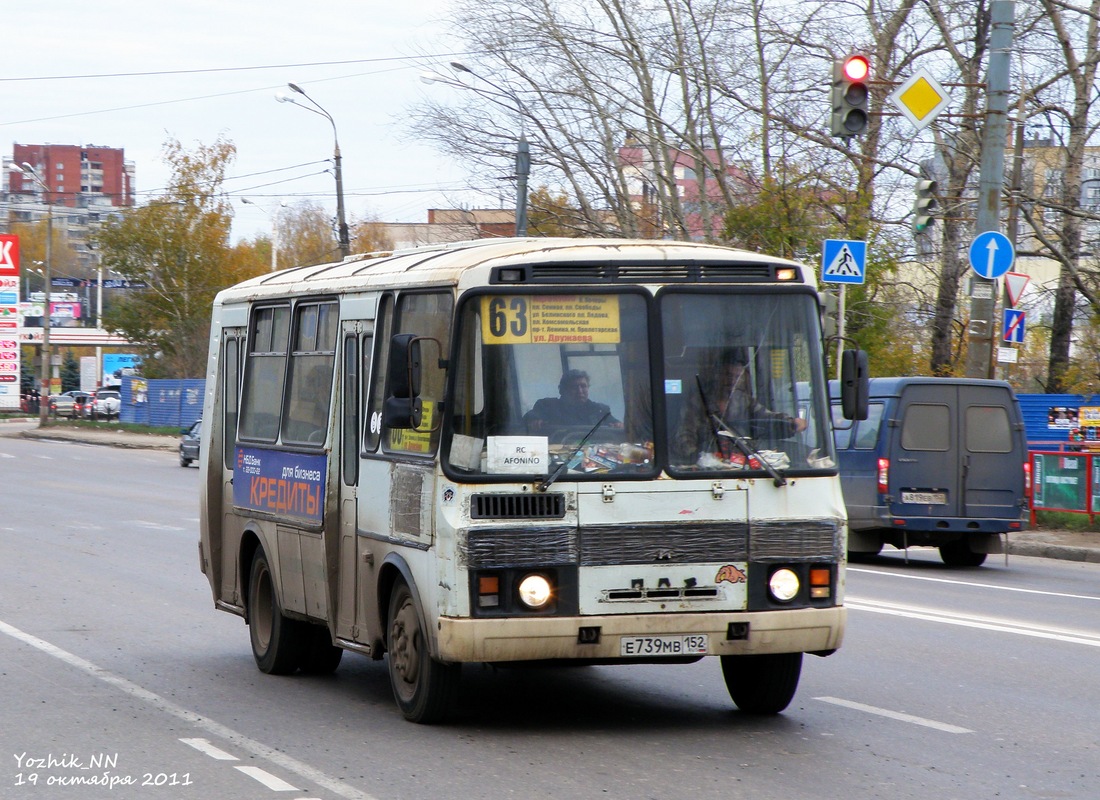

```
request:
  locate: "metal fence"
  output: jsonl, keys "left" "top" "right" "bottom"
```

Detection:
{"left": 118, "top": 377, "right": 204, "bottom": 429}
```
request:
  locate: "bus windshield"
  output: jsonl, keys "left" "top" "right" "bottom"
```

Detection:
{"left": 445, "top": 288, "right": 833, "bottom": 480}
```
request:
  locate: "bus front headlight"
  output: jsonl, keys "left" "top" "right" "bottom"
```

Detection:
{"left": 768, "top": 568, "right": 800, "bottom": 603}
{"left": 517, "top": 574, "right": 554, "bottom": 610}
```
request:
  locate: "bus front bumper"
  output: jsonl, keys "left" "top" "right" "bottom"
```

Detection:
{"left": 436, "top": 606, "right": 846, "bottom": 663}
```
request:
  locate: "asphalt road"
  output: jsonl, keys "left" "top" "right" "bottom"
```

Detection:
{"left": 1, "top": 434, "right": 1098, "bottom": 799}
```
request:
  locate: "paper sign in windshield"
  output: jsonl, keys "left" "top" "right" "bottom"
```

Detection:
{"left": 487, "top": 436, "right": 549, "bottom": 474}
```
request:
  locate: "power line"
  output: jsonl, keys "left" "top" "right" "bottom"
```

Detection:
{"left": 0, "top": 53, "right": 472, "bottom": 83}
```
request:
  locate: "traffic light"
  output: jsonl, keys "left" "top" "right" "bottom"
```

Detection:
{"left": 831, "top": 54, "right": 870, "bottom": 137}
{"left": 912, "top": 177, "right": 937, "bottom": 234}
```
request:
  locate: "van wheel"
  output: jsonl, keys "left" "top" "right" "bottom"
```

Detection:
{"left": 387, "top": 581, "right": 459, "bottom": 723}
{"left": 939, "top": 542, "right": 987, "bottom": 567}
{"left": 248, "top": 549, "right": 307, "bottom": 674}
{"left": 300, "top": 625, "right": 343, "bottom": 675}
{"left": 721, "top": 652, "right": 802, "bottom": 714}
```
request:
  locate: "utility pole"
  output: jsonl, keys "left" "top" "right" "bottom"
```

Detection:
{"left": 965, "top": 0, "right": 1016, "bottom": 379}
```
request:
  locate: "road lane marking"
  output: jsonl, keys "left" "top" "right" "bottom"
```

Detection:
{"left": 0, "top": 618, "right": 377, "bottom": 800}
{"left": 847, "top": 598, "right": 1100, "bottom": 647}
{"left": 235, "top": 766, "right": 300, "bottom": 791}
{"left": 815, "top": 696, "right": 973, "bottom": 734}
{"left": 180, "top": 737, "right": 238, "bottom": 760}
{"left": 848, "top": 566, "right": 1100, "bottom": 602}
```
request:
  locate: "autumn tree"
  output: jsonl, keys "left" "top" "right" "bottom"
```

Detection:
{"left": 94, "top": 136, "right": 244, "bottom": 379}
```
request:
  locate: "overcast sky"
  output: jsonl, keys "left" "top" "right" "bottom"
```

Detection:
{"left": 1, "top": 1, "right": 493, "bottom": 242}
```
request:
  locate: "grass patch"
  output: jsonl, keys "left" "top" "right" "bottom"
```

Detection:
{"left": 33, "top": 418, "right": 181, "bottom": 437}
{"left": 1033, "top": 510, "right": 1100, "bottom": 531}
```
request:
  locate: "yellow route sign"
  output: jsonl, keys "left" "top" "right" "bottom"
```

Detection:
{"left": 888, "top": 68, "right": 951, "bottom": 132}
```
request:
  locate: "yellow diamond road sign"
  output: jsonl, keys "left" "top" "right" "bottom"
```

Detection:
{"left": 888, "top": 68, "right": 951, "bottom": 131}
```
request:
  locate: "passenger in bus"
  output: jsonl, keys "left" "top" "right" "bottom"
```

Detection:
{"left": 524, "top": 369, "right": 623, "bottom": 433}
{"left": 674, "top": 354, "right": 805, "bottom": 461}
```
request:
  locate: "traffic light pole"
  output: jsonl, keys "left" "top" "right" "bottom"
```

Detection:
{"left": 964, "top": 0, "right": 1015, "bottom": 379}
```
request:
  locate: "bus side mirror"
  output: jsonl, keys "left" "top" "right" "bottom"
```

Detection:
{"left": 387, "top": 333, "right": 422, "bottom": 399}
{"left": 383, "top": 334, "right": 423, "bottom": 429}
{"left": 840, "top": 348, "right": 869, "bottom": 420}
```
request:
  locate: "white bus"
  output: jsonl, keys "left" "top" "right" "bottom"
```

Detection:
{"left": 198, "top": 237, "right": 867, "bottom": 723}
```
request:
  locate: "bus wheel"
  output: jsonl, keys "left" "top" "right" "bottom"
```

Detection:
{"left": 248, "top": 549, "right": 307, "bottom": 675}
{"left": 939, "top": 541, "right": 987, "bottom": 567}
{"left": 387, "top": 581, "right": 459, "bottom": 723}
{"left": 721, "top": 652, "right": 802, "bottom": 714}
{"left": 300, "top": 625, "right": 343, "bottom": 675}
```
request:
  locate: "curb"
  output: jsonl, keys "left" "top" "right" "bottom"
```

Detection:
{"left": 1008, "top": 540, "right": 1100, "bottom": 563}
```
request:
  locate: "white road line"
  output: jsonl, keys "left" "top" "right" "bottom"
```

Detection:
{"left": 847, "top": 598, "right": 1100, "bottom": 647}
{"left": 180, "top": 737, "right": 238, "bottom": 761}
{"left": 815, "top": 696, "right": 974, "bottom": 733}
{"left": 0, "top": 619, "right": 377, "bottom": 800}
{"left": 848, "top": 566, "right": 1100, "bottom": 602}
{"left": 235, "top": 766, "right": 300, "bottom": 791}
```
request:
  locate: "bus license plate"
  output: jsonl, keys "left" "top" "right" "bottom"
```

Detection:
{"left": 901, "top": 490, "right": 947, "bottom": 505}
{"left": 620, "top": 634, "right": 708, "bottom": 657}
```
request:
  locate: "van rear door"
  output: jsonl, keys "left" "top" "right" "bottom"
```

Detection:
{"left": 888, "top": 383, "right": 1023, "bottom": 522}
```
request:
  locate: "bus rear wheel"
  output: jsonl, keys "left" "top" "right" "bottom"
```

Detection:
{"left": 300, "top": 624, "right": 343, "bottom": 675}
{"left": 387, "top": 581, "right": 459, "bottom": 723}
{"left": 248, "top": 549, "right": 307, "bottom": 675}
{"left": 721, "top": 652, "right": 802, "bottom": 714}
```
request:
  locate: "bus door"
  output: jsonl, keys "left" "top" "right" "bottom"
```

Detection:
{"left": 217, "top": 325, "right": 245, "bottom": 604}
{"left": 336, "top": 319, "right": 371, "bottom": 642}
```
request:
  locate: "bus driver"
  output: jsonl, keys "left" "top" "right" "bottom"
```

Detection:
{"left": 524, "top": 369, "right": 623, "bottom": 433}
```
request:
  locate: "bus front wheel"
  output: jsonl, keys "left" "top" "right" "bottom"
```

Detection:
{"left": 721, "top": 652, "right": 802, "bottom": 714}
{"left": 386, "top": 581, "right": 459, "bottom": 723}
{"left": 248, "top": 549, "right": 307, "bottom": 675}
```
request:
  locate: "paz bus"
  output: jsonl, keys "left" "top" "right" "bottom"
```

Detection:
{"left": 197, "top": 237, "right": 867, "bottom": 723}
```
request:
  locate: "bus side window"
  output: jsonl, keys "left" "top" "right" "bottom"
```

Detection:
{"left": 283, "top": 301, "right": 339, "bottom": 446}
{"left": 240, "top": 305, "right": 290, "bottom": 442}
{"left": 222, "top": 333, "right": 242, "bottom": 469}
{"left": 364, "top": 295, "right": 393, "bottom": 453}
{"left": 384, "top": 291, "right": 453, "bottom": 456}
{"left": 341, "top": 333, "right": 359, "bottom": 485}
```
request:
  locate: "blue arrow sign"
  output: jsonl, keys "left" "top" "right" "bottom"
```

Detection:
{"left": 821, "top": 239, "right": 867, "bottom": 284}
{"left": 1003, "top": 308, "right": 1026, "bottom": 343}
{"left": 969, "top": 231, "right": 1014, "bottom": 279}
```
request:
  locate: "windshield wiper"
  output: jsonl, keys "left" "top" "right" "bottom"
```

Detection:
{"left": 536, "top": 410, "right": 611, "bottom": 492}
{"left": 711, "top": 415, "right": 787, "bottom": 487}
{"left": 695, "top": 374, "right": 786, "bottom": 487}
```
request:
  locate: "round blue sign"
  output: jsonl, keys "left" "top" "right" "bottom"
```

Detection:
{"left": 969, "top": 231, "right": 1014, "bottom": 279}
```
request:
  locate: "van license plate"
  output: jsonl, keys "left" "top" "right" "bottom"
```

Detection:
{"left": 901, "top": 491, "right": 947, "bottom": 504}
{"left": 621, "top": 634, "right": 708, "bottom": 657}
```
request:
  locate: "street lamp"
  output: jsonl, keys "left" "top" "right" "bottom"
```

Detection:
{"left": 241, "top": 198, "right": 286, "bottom": 271}
{"left": 276, "top": 84, "right": 350, "bottom": 260}
{"left": 8, "top": 162, "right": 52, "bottom": 426}
{"left": 421, "top": 63, "right": 531, "bottom": 237}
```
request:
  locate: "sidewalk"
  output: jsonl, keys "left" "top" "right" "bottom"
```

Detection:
{"left": 4, "top": 418, "right": 1099, "bottom": 563}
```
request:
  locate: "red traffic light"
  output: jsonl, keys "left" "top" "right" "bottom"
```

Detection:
{"left": 843, "top": 55, "right": 869, "bottom": 82}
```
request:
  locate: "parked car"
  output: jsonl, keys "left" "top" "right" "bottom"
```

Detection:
{"left": 179, "top": 419, "right": 201, "bottom": 467}
{"left": 92, "top": 389, "right": 122, "bottom": 419}
{"left": 48, "top": 394, "right": 76, "bottom": 418}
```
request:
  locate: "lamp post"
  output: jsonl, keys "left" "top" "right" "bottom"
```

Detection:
{"left": 277, "top": 84, "right": 350, "bottom": 259}
{"left": 241, "top": 198, "right": 285, "bottom": 271}
{"left": 9, "top": 162, "right": 52, "bottom": 426}
{"left": 422, "top": 63, "right": 531, "bottom": 236}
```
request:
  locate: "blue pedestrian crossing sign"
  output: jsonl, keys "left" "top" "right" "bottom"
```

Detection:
{"left": 969, "top": 231, "right": 1014, "bottom": 279}
{"left": 821, "top": 239, "right": 867, "bottom": 284}
{"left": 1003, "top": 308, "right": 1026, "bottom": 343}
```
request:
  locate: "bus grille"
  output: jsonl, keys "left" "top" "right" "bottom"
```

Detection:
{"left": 470, "top": 493, "right": 566, "bottom": 519}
